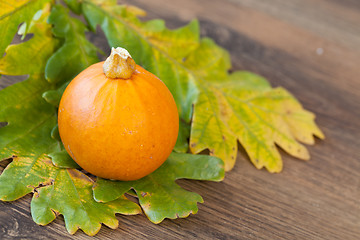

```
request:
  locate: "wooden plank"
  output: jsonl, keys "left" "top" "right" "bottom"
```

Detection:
{"left": 228, "top": 0, "right": 360, "bottom": 51}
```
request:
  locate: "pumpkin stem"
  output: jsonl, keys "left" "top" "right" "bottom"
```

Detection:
{"left": 103, "top": 47, "right": 136, "bottom": 79}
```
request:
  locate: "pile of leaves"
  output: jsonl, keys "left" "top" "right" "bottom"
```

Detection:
{"left": 0, "top": 0, "right": 324, "bottom": 236}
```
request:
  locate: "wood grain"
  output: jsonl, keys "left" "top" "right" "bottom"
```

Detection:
{"left": 1, "top": 0, "right": 359, "bottom": 239}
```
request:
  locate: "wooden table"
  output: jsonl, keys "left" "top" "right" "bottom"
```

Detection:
{"left": 1, "top": 0, "right": 359, "bottom": 239}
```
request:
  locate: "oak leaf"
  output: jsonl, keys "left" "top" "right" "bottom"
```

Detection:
{"left": 31, "top": 168, "right": 141, "bottom": 236}
{"left": 93, "top": 152, "right": 224, "bottom": 224}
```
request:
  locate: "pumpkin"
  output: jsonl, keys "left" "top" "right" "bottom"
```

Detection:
{"left": 58, "top": 47, "right": 179, "bottom": 181}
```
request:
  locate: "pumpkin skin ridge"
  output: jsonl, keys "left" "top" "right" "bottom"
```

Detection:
{"left": 58, "top": 61, "right": 179, "bottom": 181}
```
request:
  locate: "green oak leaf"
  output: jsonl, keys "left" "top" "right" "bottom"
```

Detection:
{"left": 176, "top": 120, "right": 191, "bottom": 152}
{"left": 31, "top": 168, "right": 141, "bottom": 236}
{"left": 42, "top": 80, "right": 69, "bottom": 107}
{"left": 48, "top": 149, "right": 80, "bottom": 168}
{"left": 0, "top": 0, "right": 51, "bottom": 56}
{"left": 63, "top": 0, "right": 82, "bottom": 14}
{"left": 0, "top": 7, "right": 60, "bottom": 201}
{"left": 190, "top": 71, "right": 325, "bottom": 172}
{"left": 44, "top": 4, "right": 99, "bottom": 85}
{"left": 93, "top": 152, "right": 224, "bottom": 224}
{"left": 47, "top": 124, "right": 80, "bottom": 168}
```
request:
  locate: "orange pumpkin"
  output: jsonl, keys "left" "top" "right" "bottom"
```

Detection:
{"left": 58, "top": 47, "right": 179, "bottom": 181}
